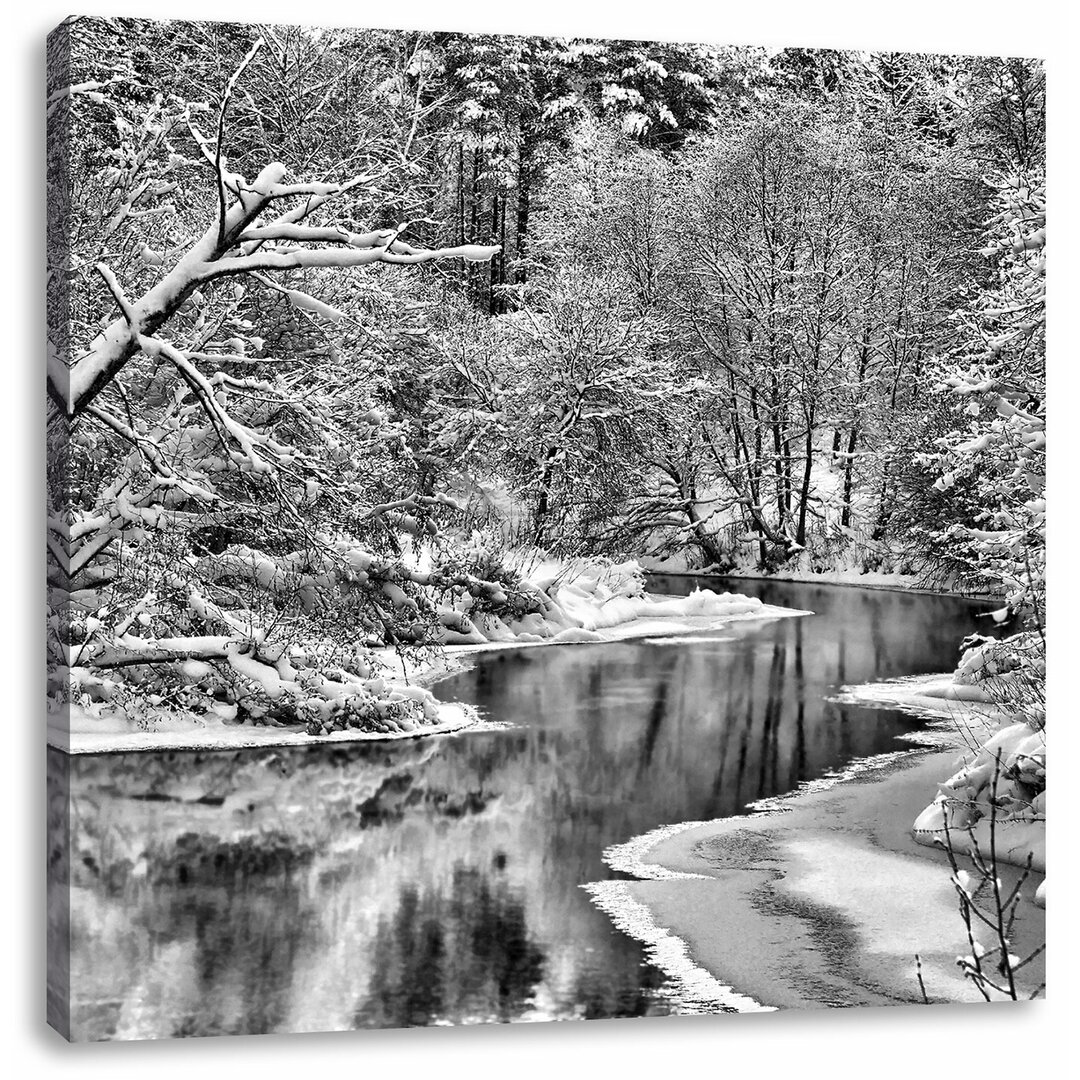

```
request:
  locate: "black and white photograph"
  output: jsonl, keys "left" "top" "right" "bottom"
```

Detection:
{"left": 44, "top": 8, "right": 1048, "bottom": 1047}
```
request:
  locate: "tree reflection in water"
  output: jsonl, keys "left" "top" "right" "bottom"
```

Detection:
{"left": 59, "top": 580, "right": 1000, "bottom": 1039}
{"left": 356, "top": 865, "right": 545, "bottom": 1027}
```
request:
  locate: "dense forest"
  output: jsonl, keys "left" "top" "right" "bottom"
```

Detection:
{"left": 46, "top": 18, "right": 1044, "bottom": 745}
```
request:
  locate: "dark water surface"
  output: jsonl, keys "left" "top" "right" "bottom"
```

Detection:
{"left": 54, "top": 578, "right": 999, "bottom": 1039}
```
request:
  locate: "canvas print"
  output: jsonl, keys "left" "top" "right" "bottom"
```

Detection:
{"left": 46, "top": 15, "right": 1046, "bottom": 1041}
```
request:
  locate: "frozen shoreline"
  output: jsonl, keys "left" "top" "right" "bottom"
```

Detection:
{"left": 585, "top": 667, "right": 1043, "bottom": 1013}
{"left": 647, "top": 566, "right": 998, "bottom": 601}
{"left": 48, "top": 702, "right": 483, "bottom": 756}
{"left": 832, "top": 671, "right": 1009, "bottom": 729}
{"left": 50, "top": 600, "right": 808, "bottom": 755}
{"left": 588, "top": 743, "right": 1044, "bottom": 1012}
{"left": 426, "top": 601, "right": 807, "bottom": 656}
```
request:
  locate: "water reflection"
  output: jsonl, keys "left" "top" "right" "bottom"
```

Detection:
{"left": 355, "top": 866, "right": 546, "bottom": 1028}
{"left": 56, "top": 580, "right": 998, "bottom": 1039}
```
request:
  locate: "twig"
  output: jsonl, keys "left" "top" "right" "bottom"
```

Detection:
{"left": 215, "top": 37, "right": 265, "bottom": 250}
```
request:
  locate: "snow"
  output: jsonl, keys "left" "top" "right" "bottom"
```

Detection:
{"left": 641, "top": 634, "right": 735, "bottom": 646}
{"left": 226, "top": 651, "right": 293, "bottom": 699}
{"left": 911, "top": 719, "right": 1046, "bottom": 873}
{"left": 51, "top": 701, "right": 480, "bottom": 755}
{"left": 642, "top": 558, "right": 934, "bottom": 594}
{"left": 833, "top": 673, "right": 1010, "bottom": 720}
{"left": 725, "top": 568, "right": 926, "bottom": 591}
{"left": 591, "top": 750, "right": 1044, "bottom": 1011}
{"left": 551, "top": 582, "right": 766, "bottom": 630}
{"left": 435, "top": 558, "right": 804, "bottom": 648}
{"left": 836, "top": 635, "right": 1045, "bottom": 875}
{"left": 582, "top": 879, "right": 774, "bottom": 1014}
{"left": 437, "top": 597, "right": 806, "bottom": 657}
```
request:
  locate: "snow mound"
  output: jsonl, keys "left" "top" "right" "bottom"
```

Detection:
{"left": 555, "top": 585, "right": 762, "bottom": 632}
{"left": 912, "top": 717, "right": 1045, "bottom": 873}
{"left": 439, "top": 560, "right": 774, "bottom": 646}
{"left": 52, "top": 700, "right": 479, "bottom": 754}
{"left": 840, "top": 635, "right": 1045, "bottom": 877}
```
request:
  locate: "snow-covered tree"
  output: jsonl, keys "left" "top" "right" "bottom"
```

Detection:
{"left": 923, "top": 171, "right": 1045, "bottom": 625}
{"left": 916, "top": 55, "right": 1045, "bottom": 621}
{"left": 47, "top": 23, "right": 505, "bottom": 738}
{"left": 909, "top": 61, "right": 1045, "bottom": 879}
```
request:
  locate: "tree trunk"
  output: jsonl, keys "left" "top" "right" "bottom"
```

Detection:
{"left": 516, "top": 137, "right": 533, "bottom": 286}
{"left": 685, "top": 484, "right": 726, "bottom": 567}
{"left": 795, "top": 406, "right": 816, "bottom": 547}
{"left": 840, "top": 423, "right": 859, "bottom": 528}
{"left": 534, "top": 444, "right": 558, "bottom": 545}
{"left": 489, "top": 191, "right": 502, "bottom": 314}
{"left": 469, "top": 144, "right": 482, "bottom": 305}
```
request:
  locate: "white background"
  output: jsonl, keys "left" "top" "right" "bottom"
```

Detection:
{"left": 2, "top": 2, "right": 1076, "bottom": 1076}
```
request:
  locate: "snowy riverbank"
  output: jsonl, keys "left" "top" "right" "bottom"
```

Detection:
{"left": 837, "top": 635, "right": 1045, "bottom": 877}
{"left": 49, "top": 701, "right": 481, "bottom": 756}
{"left": 51, "top": 575, "right": 809, "bottom": 754}
{"left": 644, "top": 564, "right": 996, "bottom": 599}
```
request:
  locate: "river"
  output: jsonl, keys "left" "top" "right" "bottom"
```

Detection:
{"left": 52, "top": 577, "right": 1001, "bottom": 1039}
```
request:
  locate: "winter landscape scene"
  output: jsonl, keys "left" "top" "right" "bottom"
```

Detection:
{"left": 46, "top": 16, "right": 1045, "bottom": 1040}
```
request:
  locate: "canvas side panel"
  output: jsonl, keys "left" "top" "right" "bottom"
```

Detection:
{"left": 45, "top": 16, "right": 73, "bottom": 1041}
{"left": 46, "top": 748, "right": 73, "bottom": 1039}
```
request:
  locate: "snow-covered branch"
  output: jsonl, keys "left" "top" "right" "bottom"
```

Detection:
{"left": 51, "top": 155, "right": 499, "bottom": 417}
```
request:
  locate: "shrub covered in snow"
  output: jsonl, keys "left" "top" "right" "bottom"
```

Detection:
{"left": 911, "top": 159, "right": 1046, "bottom": 884}
{"left": 912, "top": 637, "right": 1045, "bottom": 876}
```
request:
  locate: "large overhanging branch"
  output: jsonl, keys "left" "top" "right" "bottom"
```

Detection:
{"left": 213, "top": 241, "right": 501, "bottom": 276}
{"left": 50, "top": 158, "right": 500, "bottom": 418}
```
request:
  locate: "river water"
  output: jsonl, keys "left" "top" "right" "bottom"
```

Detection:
{"left": 53, "top": 578, "right": 1000, "bottom": 1040}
